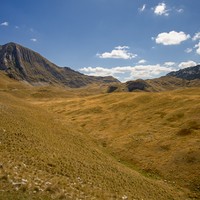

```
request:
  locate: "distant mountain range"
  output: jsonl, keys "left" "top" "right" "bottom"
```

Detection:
{"left": 0, "top": 42, "right": 199, "bottom": 91}
{"left": 107, "top": 65, "right": 200, "bottom": 92}
{"left": 167, "top": 65, "right": 200, "bottom": 80}
{"left": 0, "top": 42, "right": 119, "bottom": 87}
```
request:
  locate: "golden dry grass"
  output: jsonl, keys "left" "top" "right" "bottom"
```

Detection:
{"left": 39, "top": 88, "right": 200, "bottom": 199}
{"left": 0, "top": 72, "right": 199, "bottom": 199}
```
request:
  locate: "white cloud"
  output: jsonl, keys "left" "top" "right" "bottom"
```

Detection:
{"left": 192, "top": 32, "right": 200, "bottom": 41}
{"left": 185, "top": 48, "right": 192, "bottom": 53}
{"left": 80, "top": 67, "right": 114, "bottom": 77}
{"left": 30, "top": 38, "right": 37, "bottom": 42}
{"left": 140, "top": 3, "right": 183, "bottom": 16}
{"left": 176, "top": 8, "right": 184, "bottom": 13}
{"left": 154, "top": 3, "right": 169, "bottom": 16}
{"left": 178, "top": 61, "right": 197, "bottom": 69}
{"left": 155, "top": 31, "right": 190, "bottom": 45}
{"left": 164, "top": 62, "right": 176, "bottom": 66}
{"left": 129, "top": 65, "right": 173, "bottom": 79}
{"left": 97, "top": 46, "right": 137, "bottom": 59}
{"left": 80, "top": 64, "right": 174, "bottom": 81}
{"left": 1, "top": 21, "right": 9, "bottom": 26}
{"left": 194, "top": 42, "right": 200, "bottom": 55}
{"left": 139, "top": 4, "right": 146, "bottom": 12}
{"left": 115, "top": 46, "right": 129, "bottom": 50}
{"left": 138, "top": 59, "right": 147, "bottom": 64}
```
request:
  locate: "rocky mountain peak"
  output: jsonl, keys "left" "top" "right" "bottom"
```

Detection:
{"left": 0, "top": 42, "right": 119, "bottom": 87}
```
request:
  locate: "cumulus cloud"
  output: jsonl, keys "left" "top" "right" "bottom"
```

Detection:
{"left": 1, "top": 21, "right": 9, "bottom": 26}
{"left": 80, "top": 64, "right": 174, "bottom": 81}
{"left": 30, "top": 38, "right": 37, "bottom": 42}
{"left": 129, "top": 65, "right": 173, "bottom": 79}
{"left": 154, "top": 3, "right": 169, "bottom": 16}
{"left": 194, "top": 42, "right": 200, "bottom": 55}
{"left": 178, "top": 61, "right": 197, "bottom": 69}
{"left": 185, "top": 48, "right": 192, "bottom": 53}
{"left": 139, "top": 4, "right": 146, "bottom": 12}
{"left": 138, "top": 59, "right": 147, "bottom": 64}
{"left": 80, "top": 66, "right": 115, "bottom": 77}
{"left": 155, "top": 31, "right": 190, "bottom": 45}
{"left": 97, "top": 46, "right": 137, "bottom": 59}
{"left": 146, "top": 3, "right": 183, "bottom": 16}
{"left": 192, "top": 32, "right": 200, "bottom": 41}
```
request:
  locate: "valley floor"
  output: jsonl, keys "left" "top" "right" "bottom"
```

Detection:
{"left": 0, "top": 73, "right": 199, "bottom": 199}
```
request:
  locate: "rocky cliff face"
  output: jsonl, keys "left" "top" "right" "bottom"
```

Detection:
{"left": 0, "top": 42, "right": 119, "bottom": 87}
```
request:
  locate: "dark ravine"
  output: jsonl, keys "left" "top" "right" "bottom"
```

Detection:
{"left": 0, "top": 42, "right": 119, "bottom": 88}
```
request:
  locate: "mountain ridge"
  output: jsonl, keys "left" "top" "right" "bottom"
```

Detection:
{"left": 107, "top": 65, "right": 200, "bottom": 93}
{"left": 0, "top": 42, "right": 119, "bottom": 88}
{"left": 167, "top": 65, "right": 200, "bottom": 80}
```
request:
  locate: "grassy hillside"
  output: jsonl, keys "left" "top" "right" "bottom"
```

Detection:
{"left": 0, "top": 72, "right": 199, "bottom": 199}
{"left": 40, "top": 87, "right": 200, "bottom": 199}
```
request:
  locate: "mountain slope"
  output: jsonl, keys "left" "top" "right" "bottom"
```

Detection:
{"left": 0, "top": 42, "right": 119, "bottom": 87}
{"left": 167, "top": 65, "right": 200, "bottom": 80}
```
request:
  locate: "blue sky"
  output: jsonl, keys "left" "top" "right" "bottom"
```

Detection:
{"left": 1, "top": 0, "right": 200, "bottom": 81}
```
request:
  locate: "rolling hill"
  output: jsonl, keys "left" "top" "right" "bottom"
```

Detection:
{"left": 39, "top": 86, "right": 200, "bottom": 199}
